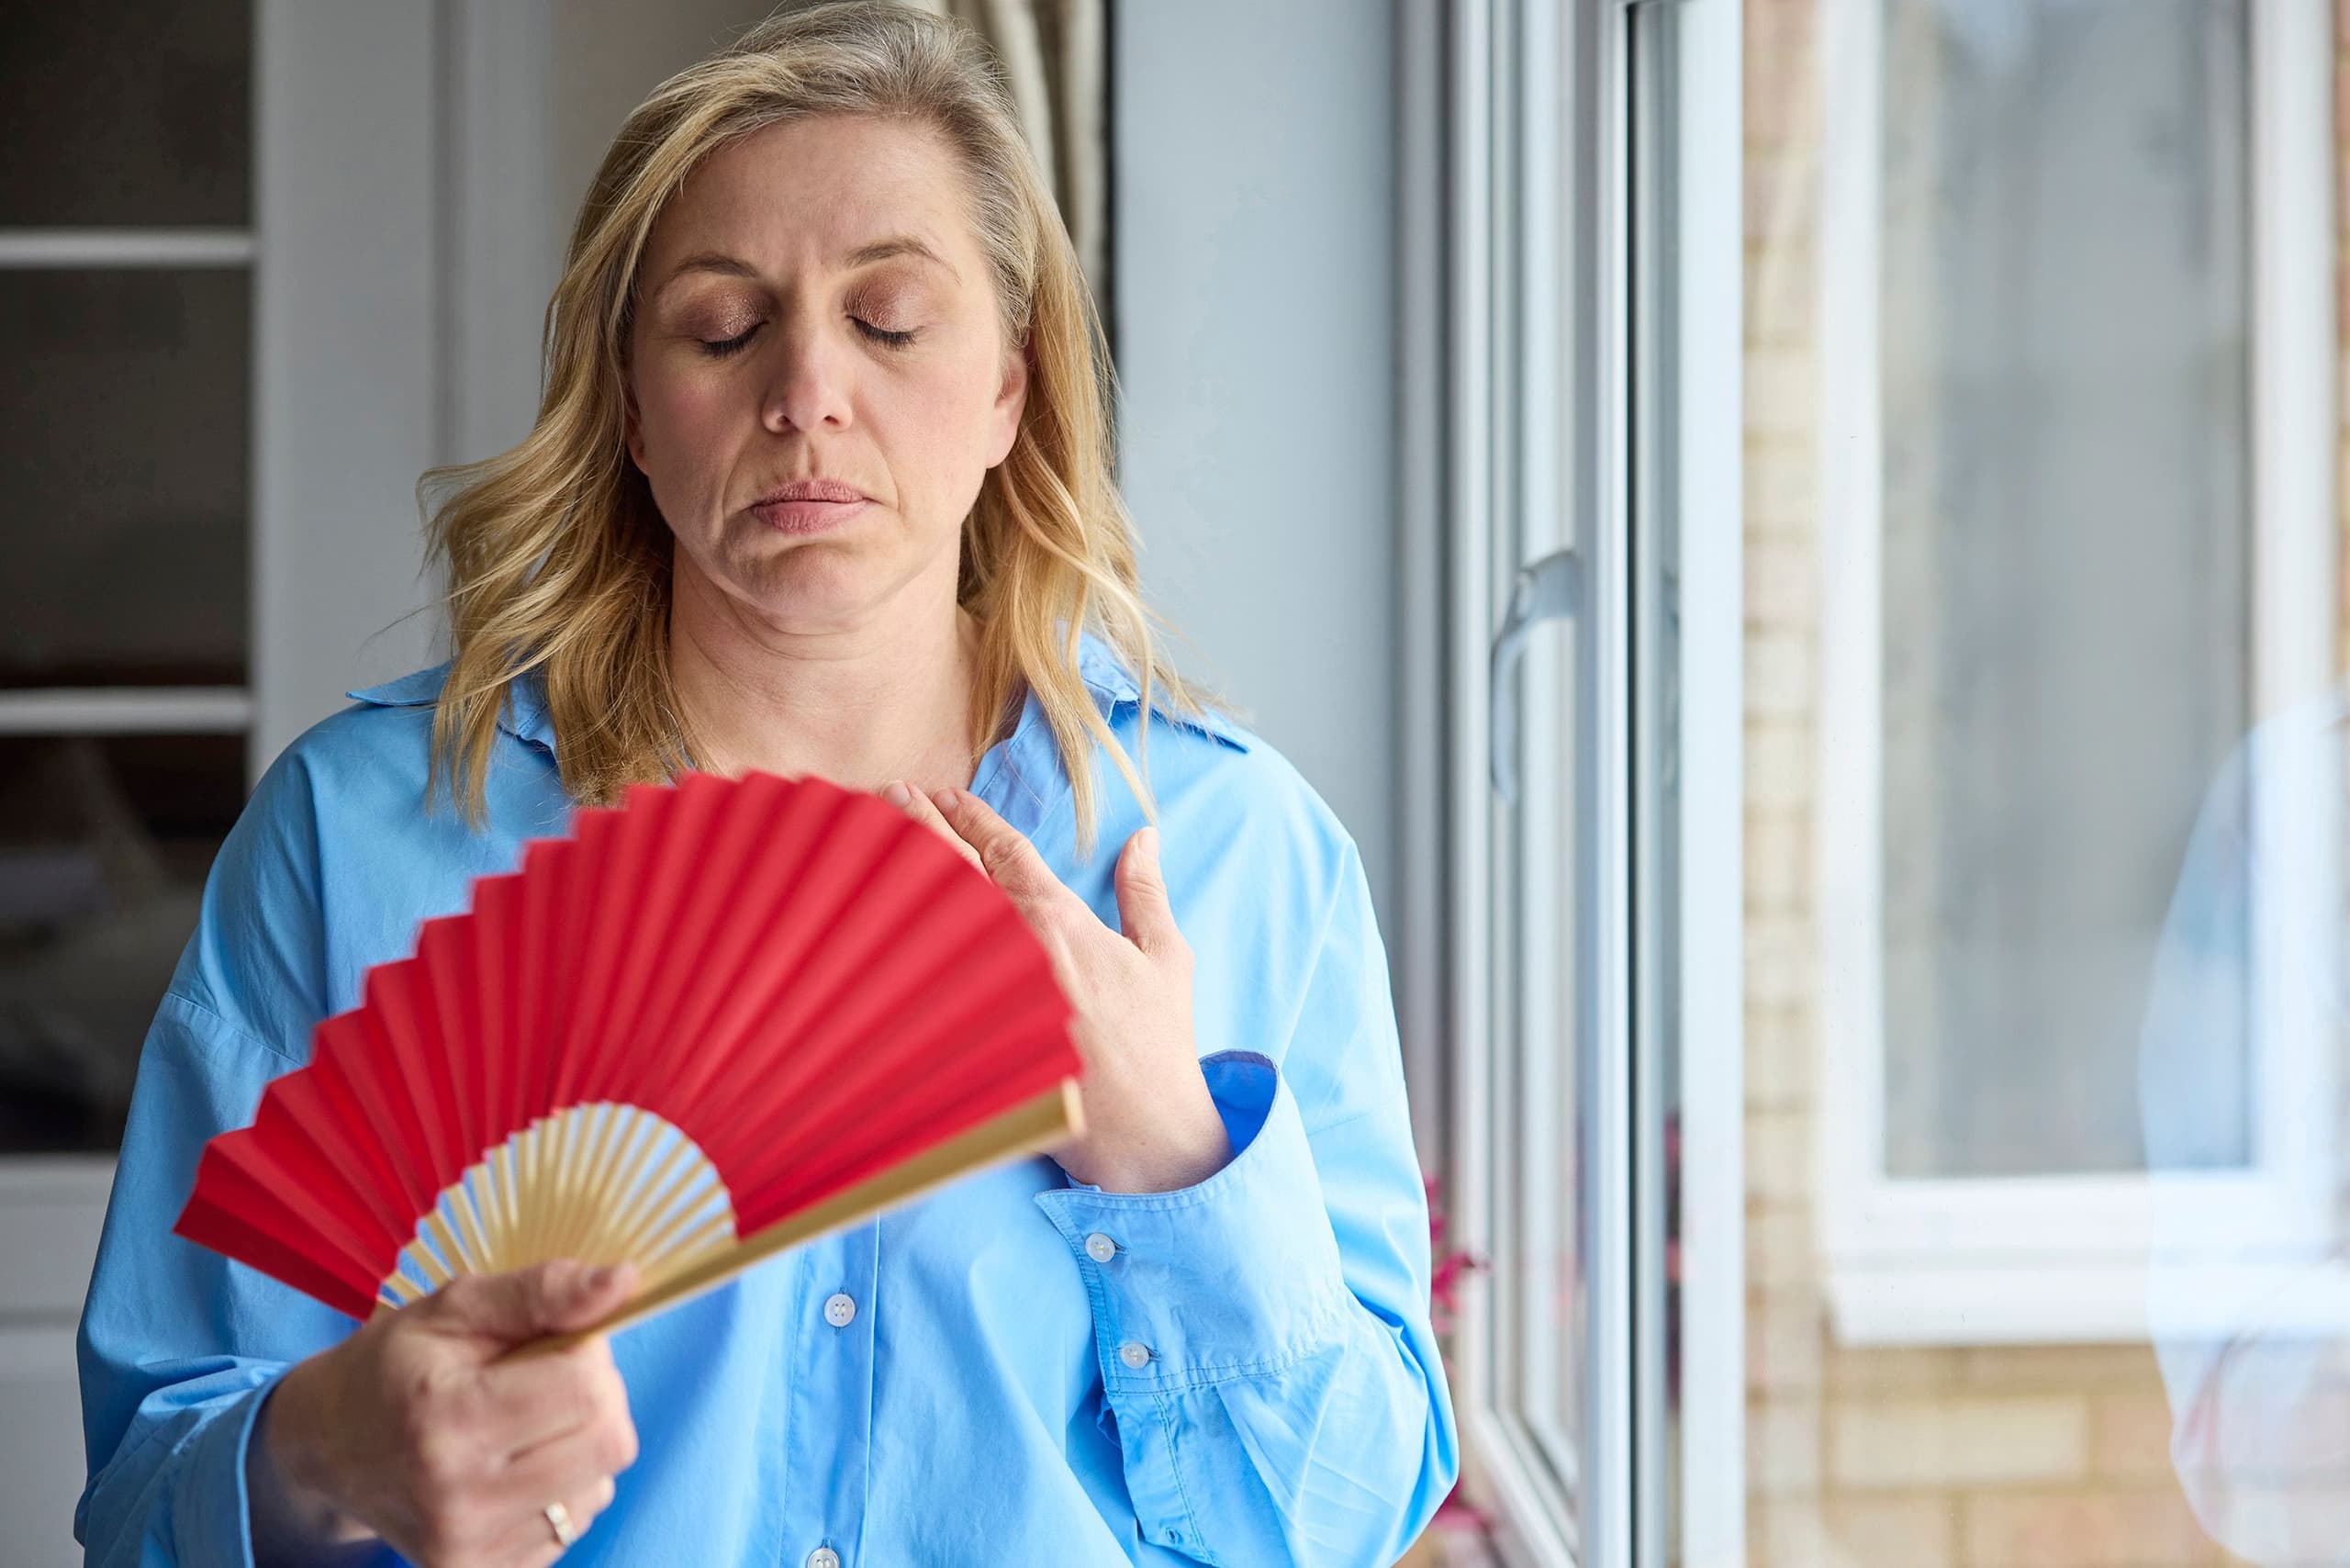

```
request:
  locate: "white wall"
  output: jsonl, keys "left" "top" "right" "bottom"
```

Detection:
{"left": 548, "top": 0, "right": 768, "bottom": 272}
{"left": 1110, "top": 0, "right": 1401, "bottom": 919}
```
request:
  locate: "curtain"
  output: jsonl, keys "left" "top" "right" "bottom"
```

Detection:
{"left": 894, "top": 0, "right": 1112, "bottom": 333}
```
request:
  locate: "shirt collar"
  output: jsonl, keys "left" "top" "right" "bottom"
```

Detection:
{"left": 343, "top": 630, "right": 1246, "bottom": 757}
{"left": 1072, "top": 633, "right": 1250, "bottom": 752}
{"left": 345, "top": 661, "right": 554, "bottom": 753}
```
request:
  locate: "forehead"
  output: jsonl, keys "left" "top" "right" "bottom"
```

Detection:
{"left": 642, "top": 115, "right": 979, "bottom": 284}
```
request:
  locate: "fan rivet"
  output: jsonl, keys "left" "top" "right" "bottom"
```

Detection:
{"left": 823, "top": 1293, "right": 857, "bottom": 1328}
{"left": 1118, "top": 1339, "right": 1152, "bottom": 1370}
{"left": 1084, "top": 1232, "right": 1117, "bottom": 1263}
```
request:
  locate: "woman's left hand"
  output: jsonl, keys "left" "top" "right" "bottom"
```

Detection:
{"left": 878, "top": 781, "right": 1234, "bottom": 1193}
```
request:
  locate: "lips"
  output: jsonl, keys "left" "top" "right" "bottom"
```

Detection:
{"left": 750, "top": 493, "right": 869, "bottom": 535}
{"left": 753, "top": 478, "right": 868, "bottom": 506}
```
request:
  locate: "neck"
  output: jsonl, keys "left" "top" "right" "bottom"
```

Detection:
{"left": 666, "top": 558, "right": 983, "bottom": 795}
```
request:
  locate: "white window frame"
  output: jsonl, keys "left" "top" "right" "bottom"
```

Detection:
{"left": 1816, "top": 0, "right": 2341, "bottom": 1347}
{"left": 1671, "top": 2, "right": 1748, "bottom": 1562}
{"left": 0, "top": 2, "right": 440, "bottom": 1310}
{"left": 1404, "top": 0, "right": 1745, "bottom": 1562}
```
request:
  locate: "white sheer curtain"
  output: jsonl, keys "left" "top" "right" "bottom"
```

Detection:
{"left": 896, "top": 0, "right": 1111, "bottom": 323}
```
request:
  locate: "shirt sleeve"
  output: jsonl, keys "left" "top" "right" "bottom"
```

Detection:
{"left": 75, "top": 743, "right": 373, "bottom": 1566}
{"left": 1033, "top": 834, "right": 1460, "bottom": 1566}
{"left": 75, "top": 992, "right": 374, "bottom": 1566}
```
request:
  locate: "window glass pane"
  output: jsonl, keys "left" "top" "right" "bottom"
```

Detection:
{"left": 1710, "top": 0, "right": 2344, "bottom": 1562}
{"left": 0, "top": 0, "right": 252, "bottom": 228}
{"left": 1494, "top": 552, "right": 1585, "bottom": 1493}
{"left": 1877, "top": 0, "right": 2250, "bottom": 1178}
{"left": 1477, "top": 0, "right": 1591, "bottom": 1529}
{"left": 0, "top": 734, "right": 242, "bottom": 1155}
{"left": 0, "top": 269, "right": 250, "bottom": 688}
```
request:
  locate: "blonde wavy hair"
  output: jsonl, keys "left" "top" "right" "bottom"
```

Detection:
{"left": 416, "top": 0, "right": 1225, "bottom": 857}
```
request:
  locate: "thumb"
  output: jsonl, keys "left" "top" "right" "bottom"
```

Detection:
{"left": 425, "top": 1259, "right": 638, "bottom": 1345}
{"left": 1113, "top": 826, "right": 1183, "bottom": 958}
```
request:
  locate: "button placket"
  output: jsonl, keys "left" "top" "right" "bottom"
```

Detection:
{"left": 777, "top": 1227, "right": 876, "bottom": 1568}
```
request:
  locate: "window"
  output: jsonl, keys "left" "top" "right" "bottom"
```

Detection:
{"left": 1815, "top": 0, "right": 2338, "bottom": 1344}
{"left": 2, "top": 6, "right": 530, "bottom": 1556}
{"left": 1406, "top": 0, "right": 1744, "bottom": 1561}
{"left": 0, "top": 3, "right": 256, "bottom": 1168}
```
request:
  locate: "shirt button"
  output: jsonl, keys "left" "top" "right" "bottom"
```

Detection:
{"left": 807, "top": 1550, "right": 841, "bottom": 1568}
{"left": 1118, "top": 1339, "right": 1153, "bottom": 1370}
{"left": 823, "top": 1293, "right": 856, "bottom": 1328}
{"left": 1084, "top": 1231, "right": 1118, "bottom": 1263}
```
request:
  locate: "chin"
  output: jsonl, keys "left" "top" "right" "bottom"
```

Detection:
{"left": 727, "top": 557, "right": 885, "bottom": 629}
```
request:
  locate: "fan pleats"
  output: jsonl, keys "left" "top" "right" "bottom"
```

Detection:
{"left": 173, "top": 771, "right": 1082, "bottom": 1329}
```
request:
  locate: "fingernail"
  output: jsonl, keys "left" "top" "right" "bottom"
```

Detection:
{"left": 932, "top": 786, "right": 960, "bottom": 812}
{"left": 584, "top": 1264, "right": 617, "bottom": 1291}
{"left": 1139, "top": 825, "right": 1160, "bottom": 860}
{"left": 881, "top": 779, "right": 912, "bottom": 808}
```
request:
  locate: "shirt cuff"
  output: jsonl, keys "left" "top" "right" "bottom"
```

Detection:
{"left": 169, "top": 1375, "right": 279, "bottom": 1567}
{"left": 1031, "top": 1050, "right": 1351, "bottom": 1385}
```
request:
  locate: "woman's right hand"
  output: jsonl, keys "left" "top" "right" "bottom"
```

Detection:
{"left": 248, "top": 1259, "right": 643, "bottom": 1567}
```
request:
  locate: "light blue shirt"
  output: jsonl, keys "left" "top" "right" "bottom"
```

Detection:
{"left": 73, "top": 630, "right": 1459, "bottom": 1566}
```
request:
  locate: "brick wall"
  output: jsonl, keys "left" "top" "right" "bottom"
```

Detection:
{"left": 1738, "top": 0, "right": 2317, "bottom": 1562}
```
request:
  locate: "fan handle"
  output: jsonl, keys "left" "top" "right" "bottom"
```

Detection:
{"left": 494, "top": 1079, "right": 1083, "bottom": 1361}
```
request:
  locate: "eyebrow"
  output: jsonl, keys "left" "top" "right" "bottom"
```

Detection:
{"left": 655, "top": 235, "right": 959, "bottom": 294}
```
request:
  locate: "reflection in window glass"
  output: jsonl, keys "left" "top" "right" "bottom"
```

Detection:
{"left": 0, "top": 269, "right": 250, "bottom": 689}
{"left": 1878, "top": 0, "right": 2251, "bottom": 1178}
{"left": 0, "top": 0, "right": 251, "bottom": 228}
{"left": 0, "top": 734, "right": 242, "bottom": 1154}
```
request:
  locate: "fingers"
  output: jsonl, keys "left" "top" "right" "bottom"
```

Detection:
{"left": 472, "top": 1369, "right": 636, "bottom": 1561}
{"left": 473, "top": 1333, "right": 627, "bottom": 1455}
{"left": 878, "top": 779, "right": 984, "bottom": 876}
{"left": 425, "top": 1260, "right": 639, "bottom": 1348}
{"left": 396, "top": 1383, "right": 627, "bottom": 1566}
{"left": 924, "top": 786, "right": 1077, "bottom": 912}
{"left": 884, "top": 783, "right": 1190, "bottom": 964}
{"left": 1112, "top": 825, "right": 1187, "bottom": 960}
{"left": 427, "top": 1353, "right": 634, "bottom": 1561}
{"left": 487, "top": 1470, "right": 619, "bottom": 1565}
{"left": 491, "top": 1396, "right": 639, "bottom": 1506}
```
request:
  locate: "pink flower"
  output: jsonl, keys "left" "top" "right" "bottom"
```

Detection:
{"left": 1424, "top": 1170, "right": 1486, "bottom": 1380}
{"left": 1425, "top": 1171, "right": 1491, "bottom": 1532}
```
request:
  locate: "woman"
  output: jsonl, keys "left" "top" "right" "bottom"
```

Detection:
{"left": 74, "top": 5, "right": 1456, "bottom": 1564}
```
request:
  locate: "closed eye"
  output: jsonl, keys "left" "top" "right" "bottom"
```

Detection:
{"left": 699, "top": 325, "right": 759, "bottom": 359}
{"left": 698, "top": 319, "right": 918, "bottom": 358}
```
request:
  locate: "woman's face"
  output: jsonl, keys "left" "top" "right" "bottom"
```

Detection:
{"left": 623, "top": 114, "right": 1027, "bottom": 635}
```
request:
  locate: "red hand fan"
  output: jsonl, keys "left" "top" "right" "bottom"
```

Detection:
{"left": 172, "top": 769, "right": 1084, "bottom": 1349}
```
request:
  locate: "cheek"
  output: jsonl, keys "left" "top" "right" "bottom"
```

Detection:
{"left": 634, "top": 376, "right": 756, "bottom": 544}
{"left": 887, "top": 369, "right": 1007, "bottom": 492}
{"left": 638, "top": 370, "right": 733, "bottom": 454}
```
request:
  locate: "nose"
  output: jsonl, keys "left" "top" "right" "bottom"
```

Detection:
{"left": 760, "top": 312, "right": 856, "bottom": 434}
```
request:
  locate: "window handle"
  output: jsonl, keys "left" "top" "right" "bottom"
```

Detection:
{"left": 1489, "top": 547, "right": 1583, "bottom": 804}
